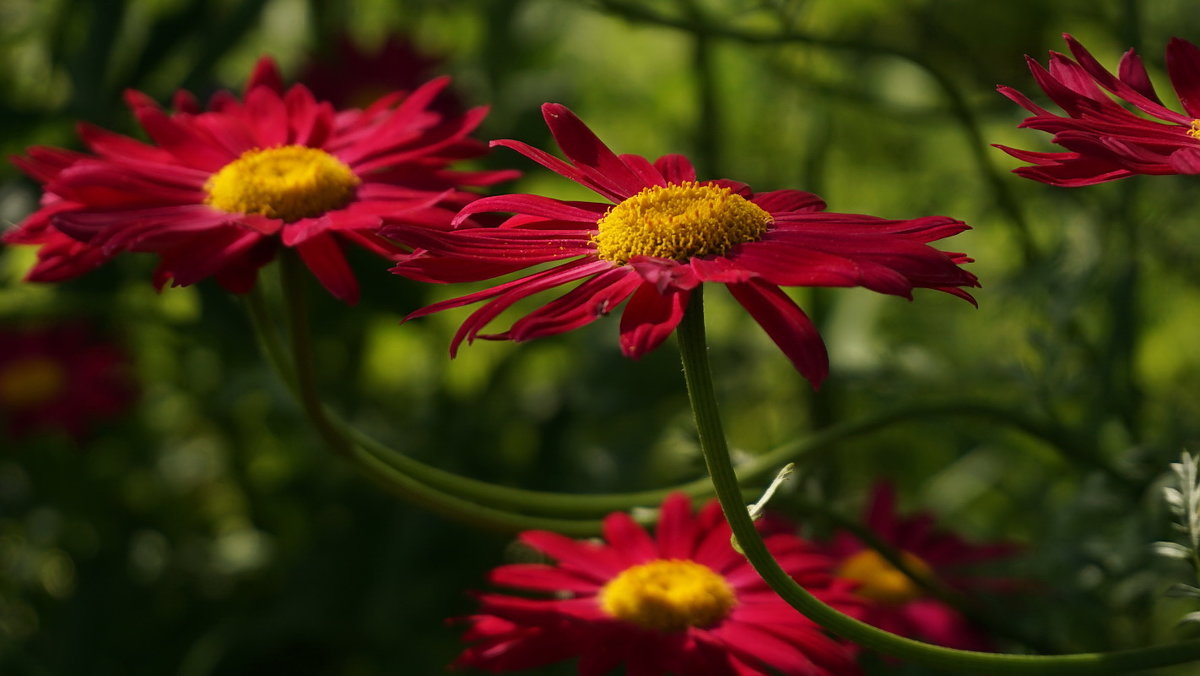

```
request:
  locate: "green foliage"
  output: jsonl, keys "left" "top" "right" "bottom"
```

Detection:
{"left": 2, "top": 0, "right": 1200, "bottom": 673}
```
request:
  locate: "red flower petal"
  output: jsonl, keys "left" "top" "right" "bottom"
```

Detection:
{"left": 505, "top": 267, "right": 640, "bottom": 343}
{"left": 1167, "top": 37, "right": 1200, "bottom": 119}
{"left": 452, "top": 193, "right": 607, "bottom": 226}
{"left": 518, "top": 530, "right": 625, "bottom": 581}
{"left": 541, "top": 103, "right": 649, "bottom": 200}
{"left": 752, "top": 189, "right": 826, "bottom": 214}
{"left": 726, "top": 280, "right": 829, "bottom": 388}
{"left": 602, "top": 511, "right": 658, "bottom": 566}
{"left": 617, "top": 282, "right": 690, "bottom": 360}
{"left": 655, "top": 493, "right": 701, "bottom": 560}
{"left": 446, "top": 259, "right": 613, "bottom": 355}
{"left": 294, "top": 232, "right": 360, "bottom": 304}
{"left": 653, "top": 154, "right": 698, "bottom": 183}
{"left": 490, "top": 563, "right": 601, "bottom": 594}
{"left": 246, "top": 56, "right": 285, "bottom": 94}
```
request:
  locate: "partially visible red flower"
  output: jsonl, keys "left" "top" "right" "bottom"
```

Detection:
{"left": 299, "top": 34, "right": 460, "bottom": 114}
{"left": 5, "top": 57, "right": 515, "bottom": 304}
{"left": 453, "top": 492, "right": 863, "bottom": 675}
{"left": 996, "top": 34, "right": 1200, "bottom": 186}
{"left": 389, "top": 103, "right": 978, "bottom": 388}
{"left": 823, "top": 483, "right": 1019, "bottom": 651}
{"left": 0, "top": 323, "right": 136, "bottom": 441}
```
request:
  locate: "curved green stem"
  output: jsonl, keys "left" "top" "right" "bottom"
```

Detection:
{"left": 780, "top": 493, "right": 1057, "bottom": 654}
{"left": 273, "top": 253, "right": 605, "bottom": 535}
{"left": 676, "top": 287, "right": 1200, "bottom": 674}
{"left": 242, "top": 287, "right": 297, "bottom": 395}
{"left": 252, "top": 253, "right": 1131, "bottom": 524}
{"left": 347, "top": 442, "right": 607, "bottom": 536}
{"left": 278, "top": 252, "right": 354, "bottom": 458}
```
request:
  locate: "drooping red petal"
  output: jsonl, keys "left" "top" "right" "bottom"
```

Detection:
{"left": 294, "top": 232, "right": 360, "bottom": 305}
{"left": 445, "top": 259, "right": 613, "bottom": 355}
{"left": 504, "top": 266, "right": 640, "bottom": 343}
{"left": 617, "top": 282, "right": 690, "bottom": 360}
{"left": 726, "top": 280, "right": 829, "bottom": 388}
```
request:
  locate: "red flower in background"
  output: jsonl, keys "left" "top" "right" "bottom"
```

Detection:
{"left": 389, "top": 103, "right": 978, "bottom": 388}
{"left": 0, "top": 323, "right": 136, "bottom": 441}
{"left": 299, "top": 34, "right": 461, "bottom": 114}
{"left": 823, "top": 483, "right": 1019, "bottom": 651}
{"left": 453, "top": 493, "right": 863, "bottom": 675}
{"left": 5, "top": 57, "right": 515, "bottom": 304}
{"left": 996, "top": 34, "right": 1200, "bottom": 186}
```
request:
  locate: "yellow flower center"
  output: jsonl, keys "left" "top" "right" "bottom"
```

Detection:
{"left": 204, "top": 145, "right": 360, "bottom": 222}
{"left": 592, "top": 182, "right": 772, "bottom": 264}
{"left": 837, "top": 548, "right": 935, "bottom": 606}
{"left": 598, "top": 559, "right": 736, "bottom": 632}
{"left": 0, "top": 357, "right": 66, "bottom": 409}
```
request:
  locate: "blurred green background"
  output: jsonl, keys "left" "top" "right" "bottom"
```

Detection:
{"left": 3, "top": 0, "right": 1200, "bottom": 673}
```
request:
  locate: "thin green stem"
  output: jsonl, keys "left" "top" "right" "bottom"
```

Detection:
{"left": 254, "top": 251, "right": 1132, "bottom": 531}
{"left": 273, "top": 253, "right": 605, "bottom": 535}
{"left": 780, "top": 494, "right": 1057, "bottom": 654}
{"left": 278, "top": 252, "right": 353, "bottom": 457}
{"left": 347, "top": 443, "right": 607, "bottom": 536}
{"left": 257, "top": 254, "right": 1132, "bottom": 521}
{"left": 242, "top": 286, "right": 297, "bottom": 394}
{"left": 676, "top": 287, "right": 1200, "bottom": 673}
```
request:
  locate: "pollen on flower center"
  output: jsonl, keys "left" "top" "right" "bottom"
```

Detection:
{"left": 598, "top": 559, "right": 736, "bottom": 632}
{"left": 592, "top": 182, "right": 772, "bottom": 264}
{"left": 0, "top": 357, "right": 66, "bottom": 409}
{"left": 837, "top": 549, "right": 935, "bottom": 605}
{"left": 1188, "top": 120, "right": 1200, "bottom": 139}
{"left": 204, "top": 145, "right": 360, "bottom": 222}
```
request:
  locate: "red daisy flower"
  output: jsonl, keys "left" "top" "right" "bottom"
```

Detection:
{"left": 299, "top": 34, "right": 460, "bottom": 114}
{"left": 996, "top": 34, "right": 1200, "bottom": 186}
{"left": 0, "top": 323, "right": 136, "bottom": 441}
{"left": 5, "top": 57, "right": 515, "bottom": 304}
{"left": 388, "top": 104, "right": 978, "bottom": 387}
{"left": 823, "top": 483, "right": 1019, "bottom": 651}
{"left": 453, "top": 493, "right": 863, "bottom": 675}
